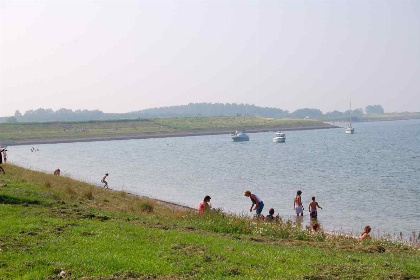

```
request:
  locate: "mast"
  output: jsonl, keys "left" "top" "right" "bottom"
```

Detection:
{"left": 349, "top": 98, "right": 352, "bottom": 126}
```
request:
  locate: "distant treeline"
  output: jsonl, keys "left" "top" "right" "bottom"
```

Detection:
{"left": 1, "top": 103, "right": 384, "bottom": 123}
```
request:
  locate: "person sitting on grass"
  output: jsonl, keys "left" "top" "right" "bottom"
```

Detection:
{"left": 243, "top": 190, "right": 264, "bottom": 218}
{"left": 311, "top": 222, "right": 320, "bottom": 233}
{"left": 265, "top": 208, "right": 280, "bottom": 222}
{"left": 359, "top": 225, "right": 372, "bottom": 241}
{"left": 101, "top": 173, "right": 109, "bottom": 188}
{"left": 198, "top": 195, "right": 212, "bottom": 214}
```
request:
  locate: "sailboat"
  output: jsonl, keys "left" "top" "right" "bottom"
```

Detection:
{"left": 345, "top": 99, "right": 355, "bottom": 134}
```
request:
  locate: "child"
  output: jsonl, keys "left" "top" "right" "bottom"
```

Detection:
{"left": 101, "top": 173, "right": 109, "bottom": 188}
{"left": 198, "top": 195, "right": 212, "bottom": 214}
{"left": 265, "top": 208, "right": 278, "bottom": 221}
{"left": 308, "top": 196, "right": 322, "bottom": 219}
{"left": 243, "top": 190, "right": 264, "bottom": 218}
{"left": 359, "top": 225, "right": 371, "bottom": 241}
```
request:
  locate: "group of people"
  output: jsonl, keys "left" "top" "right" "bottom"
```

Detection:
{"left": 198, "top": 189, "right": 372, "bottom": 240}
{"left": 293, "top": 190, "right": 322, "bottom": 219}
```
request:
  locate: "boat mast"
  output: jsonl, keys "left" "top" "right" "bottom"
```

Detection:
{"left": 349, "top": 98, "right": 352, "bottom": 126}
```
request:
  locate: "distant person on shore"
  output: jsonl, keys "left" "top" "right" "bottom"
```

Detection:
{"left": 309, "top": 196, "right": 322, "bottom": 219}
{"left": 359, "top": 225, "right": 372, "bottom": 241}
{"left": 198, "top": 195, "right": 212, "bottom": 214}
{"left": 243, "top": 190, "right": 264, "bottom": 218}
{"left": 294, "top": 190, "right": 304, "bottom": 217}
{"left": 54, "top": 169, "right": 60, "bottom": 176}
{"left": 0, "top": 148, "right": 5, "bottom": 164}
{"left": 101, "top": 173, "right": 109, "bottom": 188}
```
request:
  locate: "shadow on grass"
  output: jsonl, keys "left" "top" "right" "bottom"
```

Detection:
{"left": 0, "top": 194, "right": 40, "bottom": 205}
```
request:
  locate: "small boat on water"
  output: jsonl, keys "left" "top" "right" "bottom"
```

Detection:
{"left": 273, "top": 131, "right": 286, "bottom": 143}
{"left": 231, "top": 130, "right": 249, "bottom": 142}
{"left": 345, "top": 99, "right": 355, "bottom": 134}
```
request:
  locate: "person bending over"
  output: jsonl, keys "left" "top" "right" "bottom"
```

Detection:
{"left": 243, "top": 190, "right": 264, "bottom": 218}
{"left": 101, "top": 173, "right": 109, "bottom": 188}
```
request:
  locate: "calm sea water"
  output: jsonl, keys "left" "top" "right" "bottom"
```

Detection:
{"left": 8, "top": 119, "right": 420, "bottom": 237}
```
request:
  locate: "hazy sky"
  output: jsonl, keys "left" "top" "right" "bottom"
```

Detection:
{"left": 1, "top": 0, "right": 419, "bottom": 117}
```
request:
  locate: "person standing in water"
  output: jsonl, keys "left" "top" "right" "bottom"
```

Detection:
{"left": 101, "top": 173, "right": 109, "bottom": 188}
{"left": 243, "top": 190, "right": 264, "bottom": 218}
{"left": 294, "top": 190, "right": 303, "bottom": 217}
{"left": 309, "top": 196, "right": 322, "bottom": 219}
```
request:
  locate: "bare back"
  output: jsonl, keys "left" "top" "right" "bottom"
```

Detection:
{"left": 294, "top": 195, "right": 302, "bottom": 207}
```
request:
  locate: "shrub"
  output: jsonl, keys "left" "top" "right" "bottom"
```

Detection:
{"left": 140, "top": 202, "right": 154, "bottom": 213}
{"left": 83, "top": 188, "right": 94, "bottom": 200}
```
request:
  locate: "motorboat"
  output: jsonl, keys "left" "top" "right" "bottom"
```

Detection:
{"left": 345, "top": 99, "right": 355, "bottom": 134}
{"left": 273, "top": 131, "right": 286, "bottom": 143}
{"left": 231, "top": 130, "right": 249, "bottom": 142}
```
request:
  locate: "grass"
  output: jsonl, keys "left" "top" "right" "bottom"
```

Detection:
{"left": 0, "top": 164, "right": 419, "bottom": 279}
{"left": 0, "top": 116, "right": 331, "bottom": 145}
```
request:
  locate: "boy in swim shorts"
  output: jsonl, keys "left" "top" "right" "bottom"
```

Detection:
{"left": 309, "top": 196, "right": 322, "bottom": 219}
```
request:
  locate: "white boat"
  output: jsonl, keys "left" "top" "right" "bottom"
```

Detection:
{"left": 345, "top": 99, "right": 355, "bottom": 134}
{"left": 272, "top": 131, "right": 286, "bottom": 143}
{"left": 231, "top": 130, "right": 249, "bottom": 142}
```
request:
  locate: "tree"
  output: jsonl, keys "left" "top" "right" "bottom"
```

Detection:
{"left": 6, "top": 116, "right": 17, "bottom": 123}
{"left": 365, "top": 105, "right": 384, "bottom": 115}
{"left": 291, "top": 108, "right": 323, "bottom": 118}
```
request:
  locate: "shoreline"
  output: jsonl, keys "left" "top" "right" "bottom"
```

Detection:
{"left": 4, "top": 125, "right": 338, "bottom": 146}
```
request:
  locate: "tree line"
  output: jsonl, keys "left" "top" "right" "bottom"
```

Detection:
{"left": 1, "top": 103, "right": 384, "bottom": 123}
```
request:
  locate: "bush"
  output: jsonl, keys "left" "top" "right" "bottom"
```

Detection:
{"left": 140, "top": 202, "right": 154, "bottom": 213}
{"left": 83, "top": 188, "right": 94, "bottom": 200}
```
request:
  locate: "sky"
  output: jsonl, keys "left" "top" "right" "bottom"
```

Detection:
{"left": 1, "top": 0, "right": 419, "bottom": 117}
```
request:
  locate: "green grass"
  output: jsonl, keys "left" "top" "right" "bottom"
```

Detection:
{"left": 0, "top": 164, "right": 418, "bottom": 279}
{"left": 0, "top": 116, "right": 331, "bottom": 145}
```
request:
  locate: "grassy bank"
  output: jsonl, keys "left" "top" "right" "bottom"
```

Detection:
{"left": 0, "top": 164, "right": 419, "bottom": 279}
{"left": 0, "top": 116, "right": 332, "bottom": 145}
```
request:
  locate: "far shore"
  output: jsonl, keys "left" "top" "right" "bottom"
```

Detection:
{"left": 4, "top": 125, "right": 338, "bottom": 146}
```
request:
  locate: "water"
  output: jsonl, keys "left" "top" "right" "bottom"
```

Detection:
{"left": 8, "top": 119, "right": 420, "bottom": 237}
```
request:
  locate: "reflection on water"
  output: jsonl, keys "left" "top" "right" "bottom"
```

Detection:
{"left": 8, "top": 119, "right": 420, "bottom": 237}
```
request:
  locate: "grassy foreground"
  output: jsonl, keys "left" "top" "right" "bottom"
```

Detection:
{"left": 0, "top": 116, "right": 331, "bottom": 145}
{"left": 0, "top": 164, "right": 419, "bottom": 279}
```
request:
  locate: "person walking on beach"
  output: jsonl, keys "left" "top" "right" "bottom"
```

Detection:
{"left": 101, "top": 173, "right": 109, "bottom": 188}
{"left": 308, "top": 196, "right": 322, "bottom": 219}
{"left": 294, "top": 190, "right": 304, "bottom": 217}
{"left": 243, "top": 190, "right": 264, "bottom": 218}
{"left": 198, "top": 195, "right": 212, "bottom": 214}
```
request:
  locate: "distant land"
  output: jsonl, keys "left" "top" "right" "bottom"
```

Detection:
{"left": 1, "top": 102, "right": 418, "bottom": 124}
{"left": 0, "top": 116, "right": 335, "bottom": 146}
